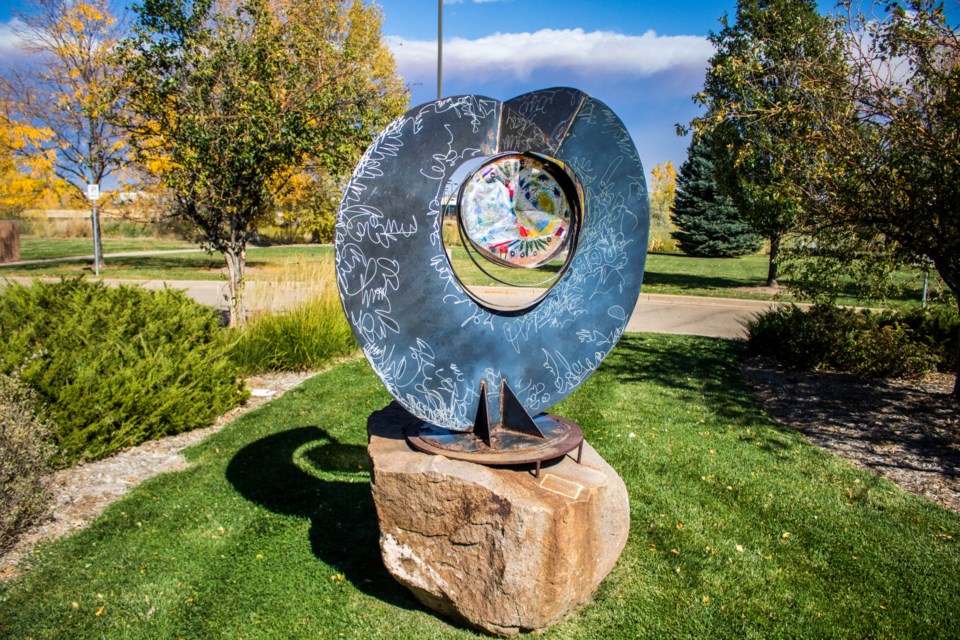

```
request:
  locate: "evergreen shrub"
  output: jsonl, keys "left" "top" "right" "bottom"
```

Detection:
{"left": 747, "top": 304, "right": 941, "bottom": 378}
{"left": 0, "top": 373, "right": 54, "bottom": 553}
{"left": 0, "top": 279, "right": 246, "bottom": 464}
{"left": 884, "top": 305, "right": 960, "bottom": 374}
{"left": 671, "top": 134, "right": 761, "bottom": 258}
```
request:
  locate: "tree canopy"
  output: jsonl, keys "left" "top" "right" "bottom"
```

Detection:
{"left": 689, "top": 0, "right": 844, "bottom": 284}
{"left": 119, "top": 0, "right": 407, "bottom": 325}
{"left": 691, "top": 0, "right": 960, "bottom": 396}
{"left": 649, "top": 161, "right": 677, "bottom": 227}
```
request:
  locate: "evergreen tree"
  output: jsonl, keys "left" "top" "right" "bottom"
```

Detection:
{"left": 671, "top": 136, "right": 761, "bottom": 258}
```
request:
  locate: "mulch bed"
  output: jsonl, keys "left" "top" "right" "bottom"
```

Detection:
{"left": 744, "top": 357, "right": 960, "bottom": 512}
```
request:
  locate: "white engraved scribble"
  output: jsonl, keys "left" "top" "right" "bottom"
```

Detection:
{"left": 340, "top": 117, "right": 406, "bottom": 207}
{"left": 339, "top": 204, "right": 417, "bottom": 248}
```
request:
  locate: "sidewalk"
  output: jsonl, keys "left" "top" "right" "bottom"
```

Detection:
{"left": 470, "top": 286, "right": 785, "bottom": 339}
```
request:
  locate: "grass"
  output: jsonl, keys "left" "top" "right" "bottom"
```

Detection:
{"left": 226, "top": 257, "right": 358, "bottom": 374}
{"left": 17, "top": 237, "right": 195, "bottom": 261}
{"left": 1, "top": 334, "right": 958, "bottom": 638}
{"left": 0, "top": 245, "right": 334, "bottom": 281}
{"left": 1, "top": 240, "right": 947, "bottom": 310}
{"left": 642, "top": 253, "right": 771, "bottom": 297}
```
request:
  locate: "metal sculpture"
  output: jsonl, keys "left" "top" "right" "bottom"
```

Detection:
{"left": 336, "top": 87, "right": 648, "bottom": 471}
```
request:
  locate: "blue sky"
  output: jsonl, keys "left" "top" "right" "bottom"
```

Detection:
{"left": 379, "top": 0, "right": 741, "bottom": 174}
{"left": 0, "top": 0, "right": 737, "bottom": 176}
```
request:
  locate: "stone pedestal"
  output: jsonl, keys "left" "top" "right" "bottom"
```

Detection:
{"left": 367, "top": 403, "right": 630, "bottom": 637}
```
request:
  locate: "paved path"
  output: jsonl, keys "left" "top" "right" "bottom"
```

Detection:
{"left": 1, "top": 276, "right": 788, "bottom": 339}
{"left": 470, "top": 286, "right": 785, "bottom": 339}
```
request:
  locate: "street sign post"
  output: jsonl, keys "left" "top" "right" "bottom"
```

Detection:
{"left": 87, "top": 184, "right": 100, "bottom": 276}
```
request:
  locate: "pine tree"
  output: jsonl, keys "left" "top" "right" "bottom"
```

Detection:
{"left": 671, "top": 136, "right": 761, "bottom": 257}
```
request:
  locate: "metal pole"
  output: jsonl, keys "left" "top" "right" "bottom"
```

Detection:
{"left": 437, "top": 0, "right": 443, "bottom": 100}
{"left": 91, "top": 203, "right": 100, "bottom": 277}
{"left": 922, "top": 269, "right": 929, "bottom": 309}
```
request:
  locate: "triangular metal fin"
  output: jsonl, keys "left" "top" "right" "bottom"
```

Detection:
{"left": 472, "top": 381, "right": 492, "bottom": 447}
{"left": 499, "top": 380, "right": 546, "bottom": 438}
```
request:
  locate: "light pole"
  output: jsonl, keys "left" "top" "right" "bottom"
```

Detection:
{"left": 438, "top": 0, "right": 443, "bottom": 100}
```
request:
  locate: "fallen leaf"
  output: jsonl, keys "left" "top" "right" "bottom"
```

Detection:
{"left": 95, "top": 605, "right": 105, "bottom": 617}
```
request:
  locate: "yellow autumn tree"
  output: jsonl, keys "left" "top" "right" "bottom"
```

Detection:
{"left": 1, "top": 0, "right": 129, "bottom": 267}
{"left": 0, "top": 109, "right": 58, "bottom": 218}
{"left": 650, "top": 161, "right": 678, "bottom": 226}
{"left": 269, "top": 168, "right": 347, "bottom": 244}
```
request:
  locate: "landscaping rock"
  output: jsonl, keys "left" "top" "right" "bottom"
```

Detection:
{"left": 367, "top": 403, "right": 630, "bottom": 637}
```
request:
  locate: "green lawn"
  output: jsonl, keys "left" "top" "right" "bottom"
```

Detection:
{"left": 441, "top": 247, "right": 772, "bottom": 294}
{"left": 1, "top": 334, "right": 957, "bottom": 639}
{"left": 17, "top": 237, "right": 196, "bottom": 261}
{"left": 0, "top": 245, "right": 334, "bottom": 281}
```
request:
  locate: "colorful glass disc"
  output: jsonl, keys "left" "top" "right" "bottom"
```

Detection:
{"left": 459, "top": 154, "right": 573, "bottom": 269}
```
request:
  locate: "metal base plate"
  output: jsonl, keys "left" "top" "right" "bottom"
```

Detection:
{"left": 406, "top": 414, "right": 584, "bottom": 467}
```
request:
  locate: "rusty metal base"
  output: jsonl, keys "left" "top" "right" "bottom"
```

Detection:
{"left": 406, "top": 414, "right": 584, "bottom": 477}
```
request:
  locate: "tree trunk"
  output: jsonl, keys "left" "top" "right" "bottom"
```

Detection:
{"left": 954, "top": 296, "right": 960, "bottom": 400}
{"left": 222, "top": 248, "right": 247, "bottom": 327}
{"left": 766, "top": 234, "right": 780, "bottom": 287}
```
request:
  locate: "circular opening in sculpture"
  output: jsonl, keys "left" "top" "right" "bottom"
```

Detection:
{"left": 460, "top": 153, "right": 574, "bottom": 268}
{"left": 442, "top": 152, "right": 582, "bottom": 311}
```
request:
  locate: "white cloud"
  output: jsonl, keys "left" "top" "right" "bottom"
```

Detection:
{"left": 0, "top": 19, "right": 26, "bottom": 53}
{"left": 388, "top": 28, "right": 712, "bottom": 82}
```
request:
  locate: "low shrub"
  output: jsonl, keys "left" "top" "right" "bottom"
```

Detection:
{"left": 747, "top": 303, "right": 939, "bottom": 378}
{"left": 0, "top": 373, "right": 55, "bottom": 553}
{"left": 227, "top": 296, "right": 356, "bottom": 374}
{"left": 100, "top": 220, "right": 154, "bottom": 238}
{"left": 0, "top": 279, "right": 246, "bottom": 465}
{"left": 648, "top": 223, "right": 680, "bottom": 253}
{"left": 886, "top": 304, "right": 960, "bottom": 374}
{"left": 228, "top": 258, "right": 356, "bottom": 373}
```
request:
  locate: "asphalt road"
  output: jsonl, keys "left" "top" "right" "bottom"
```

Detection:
{"left": 1, "top": 276, "right": 785, "bottom": 339}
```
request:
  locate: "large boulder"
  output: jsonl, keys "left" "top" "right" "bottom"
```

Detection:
{"left": 367, "top": 403, "right": 630, "bottom": 637}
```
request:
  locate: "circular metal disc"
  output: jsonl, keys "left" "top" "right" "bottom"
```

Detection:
{"left": 336, "top": 87, "right": 649, "bottom": 431}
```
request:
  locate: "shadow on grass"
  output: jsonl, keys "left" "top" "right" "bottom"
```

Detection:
{"left": 604, "top": 335, "right": 796, "bottom": 456}
{"left": 225, "top": 425, "right": 421, "bottom": 611}
{"left": 641, "top": 270, "right": 760, "bottom": 291}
